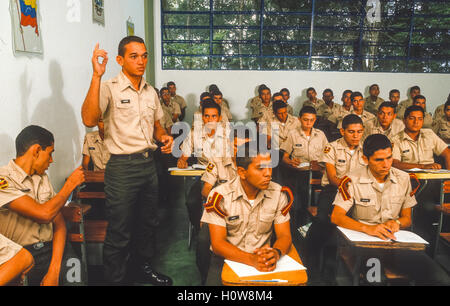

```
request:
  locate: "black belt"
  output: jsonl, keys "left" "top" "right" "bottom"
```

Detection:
{"left": 110, "top": 150, "right": 152, "bottom": 160}
{"left": 24, "top": 241, "right": 52, "bottom": 252}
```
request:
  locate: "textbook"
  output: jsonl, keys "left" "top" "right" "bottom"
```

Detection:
{"left": 337, "top": 227, "right": 429, "bottom": 244}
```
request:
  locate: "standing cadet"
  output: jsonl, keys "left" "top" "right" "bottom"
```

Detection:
{"left": 364, "top": 84, "right": 385, "bottom": 115}
{"left": 331, "top": 134, "right": 449, "bottom": 285}
{"left": 160, "top": 87, "right": 181, "bottom": 123}
{"left": 0, "top": 234, "right": 34, "bottom": 286}
{"left": 280, "top": 106, "right": 328, "bottom": 228}
{"left": 411, "top": 95, "right": 433, "bottom": 129}
{"left": 362, "top": 102, "right": 405, "bottom": 141}
{"left": 167, "top": 81, "right": 187, "bottom": 121}
{"left": 201, "top": 145, "right": 293, "bottom": 286}
{"left": 0, "top": 126, "right": 85, "bottom": 286}
{"left": 303, "top": 87, "right": 325, "bottom": 111}
{"left": 81, "top": 37, "right": 174, "bottom": 286}
{"left": 280, "top": 88, "right": 294, "bottom": 115}
{"left": 82, "top": 117, "right": 110, "bottom": 171}
{"left": 337, "top": 92, "right": 375, "bottom": 129}
{"left": 432, "top": 100, "right": 450, "bottom": 144}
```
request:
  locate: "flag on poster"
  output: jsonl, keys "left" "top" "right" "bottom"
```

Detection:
{"left": 10, "top": 0, "right": 43, "bottom": 53}
{"left": 19, "top": 0, "right": 39, "bottom": 36}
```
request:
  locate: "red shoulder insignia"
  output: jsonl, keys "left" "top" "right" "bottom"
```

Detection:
{"left": 281, "top": 186, "right": 294, "bottom": 217}
{"left": 206, "top": 163, "right": 215, "bottom": 173}
{"left": 0, "top": 177, "right": 8, "bottom": 190}
{"left": 204, "top": 192, "right": 227, "bottom": 218}
{"left": 338, "top": 176, "right": 352, "bottom": 201}
{"left": 409, "top": 173, "right": 420, "bottom": 197}
{"left": 324, "top": 146, "right": 331, "bottom": 154}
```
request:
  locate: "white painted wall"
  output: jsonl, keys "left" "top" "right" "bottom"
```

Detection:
{"left": 152, "top": 1, "right": 450, "bottom": 126}
{"left": 0, "top": 0, "right": 145, "bottom": 189}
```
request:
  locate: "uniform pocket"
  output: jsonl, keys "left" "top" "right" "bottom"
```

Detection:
{"left": 353, "top": 197, "right": 378, "bottom": 221}
{"left": 257, "top": 213, "right": 274, "bottom": 235}
{"left": 226, "top": 218, "right": 243, "bottom": 236}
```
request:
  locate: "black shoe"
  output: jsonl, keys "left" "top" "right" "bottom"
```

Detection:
{"left": 135, "top": 263, "right": 173, "bottom": 286}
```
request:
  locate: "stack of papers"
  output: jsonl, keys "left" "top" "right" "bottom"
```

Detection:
{"left": 168, "top": 164, "right": 206, "bottom": 172}
{"left": 225, "top": 255, "right": 306, "bottom": 278}
{"left": 337, "top": 227, "right": 429, "bottom": 244}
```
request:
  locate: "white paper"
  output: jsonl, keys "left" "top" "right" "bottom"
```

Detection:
{"left": 225, "top": 255, "right": 306, "bottom": 278}
{"left": 168, "top": 167, "right": 194, "bottom": 172}
{"left": 337, "top": 227, "right": 428, "bottom": 244}
{"left": 407, "top": 168, "right": 425, "bottom": 172}
{"left": 298, "top": 162, "right": 310, "bottom": 168}
{"left": 192, "top": 164, "right": 207, "bottom": 170}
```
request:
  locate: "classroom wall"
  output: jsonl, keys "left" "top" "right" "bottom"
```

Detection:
{"left": 152, "top": 1, "right": 450, "bottom": 125}
{"left": 0, "top": 0, "right": 145, "bottom": 190}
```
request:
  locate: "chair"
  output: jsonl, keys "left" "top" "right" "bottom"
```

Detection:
{"left": 307, "top": 171, "right": 323, "bottom": 218}
{"left": 433, "top": 180, "right": 450, "bottom": 264}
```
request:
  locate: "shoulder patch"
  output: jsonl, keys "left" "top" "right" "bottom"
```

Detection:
{"left": 206, "top": 163, "right": 215, "bottom": 173}
{"left": 324, "top": 146, "right": 331, "bottom": 154}
{"left": 0, "top": 177, "right": 8, "bottom": 190}
{"left": 280, "top": 186, "right": 294, "bottom": 217}
{"left": 338, "top": 176, "right": 352, "bottom": 201}
{"left": 204, "top": 192, "right": 227, "bottom": 218}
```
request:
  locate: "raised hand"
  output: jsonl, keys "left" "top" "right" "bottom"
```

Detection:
{"left": 92, "top": 43, "right": 108, "bottom": 77}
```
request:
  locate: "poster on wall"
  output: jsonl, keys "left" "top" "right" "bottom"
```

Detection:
{"left": 127, "top": 17, "right": 135, "bottom": 36}
{"left": 10, "top": 0, "right": 43, "bottom": 54}
{"left": 93, "top": 0, "right": 105, "bottom": 25}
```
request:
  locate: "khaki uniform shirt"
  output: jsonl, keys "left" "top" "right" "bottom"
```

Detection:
{"left": 161, "top": 100, "right": 181, "bottom": 122}
{"left": 328, "top": 106, "right": 352, "bottom": 125}
{"left": 317, "top": 103, "right": 341, "bottom": 120}
{"left": 161, "top": 109, "right": 175, "bottom": 133}
{"left": 82, "top": 131, "right": 110, "bottom": 171}
{"left": 337, "top": 110, "right": 375, "bottom": 129}
{"left": 434, "top": 104, "right": 445, "bottom": 121}
{"left": 364, "top": 96, "right": 385, "bottom": 115}
{"left": 422, "top": 112, "right": 433, "bottom": 129}
{"left": 362, "top": 118, "right": 405, "bottom": 141}
{"left": 201, "top": 158, "right": 237, "bottom": 188}
{"left": 201, "top": 177, "right": 290, "bottom": 253}
{"left": 392, "top": 129, "right": 448, "bottom": 165}
{"left": 251, "top": 101, "right": 273, "bottom": 121}
{"left": 396, "top": 99, "right": 413, "bottom": 119}
{"left": 432, "top": 118, "right": 450, "bottom": 143}
{"left": 258, "top": 113, "right": 301, "bottom": 147}
{"left": 0, "top": 161, "right": 54, "bottom": 246}
{"left": 320, "top": 138, "right": 366, "bottom": 186}
{"left": 303, "top": 99, "right": 325, "bottom": 111}
{"left": 281, "top": 128, "right": 328, "bottom": 163}
{"left": 100, "top": 72, "right": 164, "bottom": 155}
{"left": 171, "top": 94, "right": 187, "bottom": 110}
{"left": 333, "top": 166, "right": 417, "bottom": 225}
{"left": 0, "top": 233, "right": 22, "bottom": 266}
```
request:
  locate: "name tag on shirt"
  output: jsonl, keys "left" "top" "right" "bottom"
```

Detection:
{"left": 295, "top": 144, "right": 303, "bottom": 147}
{"left": 121, "top": 99, "right": 131, "bottom": 104}
{"left": 228, "top": 216, "right": 240, "bottom": 222}
{"left": 338, "top": 160, "right": 346, "bottom": 163}
{"left": 89, "top": 147, "right": 96, "bottom": 151}
{"left": 402, "top": 150, "right": 410, "bottom": 154}
{"left": 360, "top": 199, "right": 371, "bottom": 203}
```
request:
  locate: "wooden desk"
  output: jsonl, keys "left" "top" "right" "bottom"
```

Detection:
{"left": 221, "top": 246, "right": 308, "bottom": 286}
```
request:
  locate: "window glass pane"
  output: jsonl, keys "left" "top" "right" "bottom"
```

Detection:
{"left": 361, "top": 59, "right": 406, "bottom": 72}
{"left": 263, "top": 29, "right": 310, "bottom": 41}
{"left": 213, "top": 42, "right": 259, "bottom": 55}
{"left": 163, "top": 14, "right": 210, "bottom": 26}
{"left": 214, "top": 14, "right": 260, "bottom": 26}
{"left": 311, "top": 58, "right": 355, "bottom": 71}
{"left": 263, "top": 43, "right": 309, "bottom": 56}
{"left": 213, "top": 0, "right": 260, "bottom": 11}
{"left": 264, "top": 14, "right": 311, "bottom": 27}
{"left": 261, "top": 57, "right": 309, "bottom": 70}
{"left": 163, "top": 28, "right": 210, "bottom": 41}
{"left": 162, "top": 0, "right": 210, "bottom": 11}
{"left": 163, "top": 42, "right": 209, "bottom": 55}
{"left": 163, "top": 56, "right": 209, "bottom": 69}
{"left": 264, "top": 0, "right": 312, "bottom": 12}
{"left": 211, "top": 56, "right": 260, "bottom": 70}
{"left": 213, "top": 29, "right": 260, "bottom": 41}
{"left": 408, "top": 60, "right": 449, "bottom": 73}
{"left": 313, "top": 43, "right": 355, "bottom": 57}
{"left": 315, "top": 0, "right": 361, "bottom": 14}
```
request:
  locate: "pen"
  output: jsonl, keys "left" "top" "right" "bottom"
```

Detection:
{"left": 243, "top": 279, "right": 288, "bottom": 283}
{"left": 386, "top": 229, "right": 398, "bottom": 242}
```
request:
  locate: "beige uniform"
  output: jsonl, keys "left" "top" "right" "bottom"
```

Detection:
{"left": 258, "top": 113, "right": 301, "bottom": 147}
{"left": 100, "top": 71, "right": 164, "bottom": 155}
{"left": 82, "top": 131, "right": 110, "bottom": 171}
{"left": 422, "top": 112, "right": 433, "bottom": 129}
{"left": 396, "top": 98, "right": 413, "bottom": 119}
{"left": 432, "top": 118, "right": 450, "bottom": 143}
{"left": 317, "top": 103, "right": 342, "bottom": 120}
{"left": 171, "top": 94, "right": 187, "bottom": 110}
{"left": 392, "top": 129, "right": 448, "bottom": 165}
{"left": 161, "top": 100, "right": 181, "bottom": 122}
{"left": 333, "top": 166, "right": 417, "bottom": 225}
{"left": 160, "top": 109, "right": 175, "bottom": 133}
{"left": 281, "top": 127, "right": 328, "bottom": 163}
{"left": 337, "top": 110, "right": 375, "bottom": 129}
{"left": 201, "top": 158, "right": 237, "bottom": 188}
{"left": 0, "top": 233, "right": 22, "bottom": 266}
{"left": 181, "top": 124, "right": 232, "bottom": 166}
{"left": 303, "top": 99, "right": 325, "bottom": 111}
{"left": 328, "top": 106, "right": 352, "bottom": 125}
{"left": 434, "top": 104, "right": 445, "bottom": 121}
{"left": 364, "top": 96, "right": 385, "bottom": 115}
{"left": 251, "top": 101, "right": 273, "bottom": 121}
{"left": 362, "top": 118, "right": 405, "bottom": 141}
{"left": 0, "top": 161, "right": 54, "bottom": 247}
{"left": 201, "top": 177, "right": 290, "bottom": 253}
{"left": 320, "top": 138, "right": 366, "bottom": 186}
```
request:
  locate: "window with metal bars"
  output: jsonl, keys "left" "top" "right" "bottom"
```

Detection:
{"left": 161, "top": 0, "right": 449, "bottom": 73}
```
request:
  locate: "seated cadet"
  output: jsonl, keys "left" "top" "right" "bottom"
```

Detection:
{"left": 328, "top": 90, "right": 353, "bottom": 126}
{"left": 178, "top": 100, "right": 232, "bottom": 232}
{"left": 82, "top": 117, "right": 110, "bottom": 171}
{"left": 160, "top": 87, "right": 181, "bottom": 123}
{"left": 211, "top": 90, "right": 233, "bottom": 121}
{"left": 387, "top": 89, "right": 401, "bottom": 108}
{"left": 432, "top": 99, "right": 450, "bottom": 144}
{"left": 364, "top": 84, "right": 385, "bottom": 115}
{"left": 303, "top": 87, "right": 325, "bottom": 111}
{"left": 280, "top": 88, "right": 294, "bottom": 115}
{"left": 280, "top": 106, "right": 328, "bottom": 228}
{"left": 249, "top": 84, "right": 266, "bottom": 113}
{"left": 167, "top": 81, "right": 187, "bottom": 121}
{"left": 362, "top": 102, "right": 405, "bottom": 141}
{"left": 0, "top": 234, "right": 34, "bottom": 286}
{"left": 397, "top": 86, "right": 421, "bottom": 119}
{"left": 201, "top": 144, "right": 293, "bottom": 286}
{"left": 317, "top": 89, "right": 341, "bottom": 121}
{"left": 194, "top": 93, "right": 229, "bottom": 124}
{"left": 304, "top": 115, "right": 366, "bottom": 277}
{"left": 209, "top": 84, "right": 230, "bottom": 109}
{"left": 433, "top": 93, "right": 450, "bottom": 121}
{"left": 412, "top": 95, "right": 433, "bottom": 129}
{"left": 0, "top": 126, "right": 85, "bottom": 286}
{"left": 331, "top": 134, "right": 450, "bottom": 285}
{"left": 251, "top": 85, "right": 272, "bottom": 124}
{"left": 337, "top": 92, "right": 375, "bottom": 129}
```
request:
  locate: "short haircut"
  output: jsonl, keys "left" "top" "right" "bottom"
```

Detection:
{"left": 378, "top": 101, "right": 397, "bottom": 113}
{"left": 300, "top": 106, "right": 317, "bottom": 117}
{"left": 200, "top": 92, "right": 211, "bottom": 101}
{"left": 369, "top": 84, "right": 379, "bottom": 91}
{"left": 259, "top": 85, "right": 271, "bottom": 96}
{"left": 363, "top": 134, "right": 392, "bottom": 159}
{"left": 351, "top": 91, "right": 364, "bottom": 102}
{"left": 272, "top": 92, "right": 283, "bottom": 101}
{"left": 235, "top": 141, "right": 263, "bottom": 170}
{"left": 342, "top": 114, "right": 363, "bottom": 130}
{"left": 389, "top": 89, "right": 400, "bottom": 97}
{"left": 307, "top": 87, "right": 316, "bottom": 93}
{"left": 273, "top": 100, "right": 288, "bottom": 114}
{"left": 209, "top": 84, "right": 219, "bottom": 92}
{"left": 212, "top": 90, "right": 223, "bottom": 97}
{"left": 413, "top": 95, "right": 426, "bottom": 103}
{"left": 280, "top": 88, "right": 290, "bottom": 96}
{"left": 201, "top": 99, "right": 221, "bottom": 116}
{"left": 16, "top": 126, "right": 54, "bottom": 157}
{"left": 118, "top": 36, "right": 145, "bottom": 57}
{"left": 445, "top": 99, "right": 450, "bottom": 110}
{"left": 404, "top": 105, "right": 425, "bottom": 119}
{"left": 410, "top": 86, "right": 421, "bottom": 93}
{"left": 160, "top": 87, "right": 169, "bottom": 94}
{"left": 323, "top": 89, "right": 334, "bottom": 96}
{"left": 167, "top": 81, "right": 176, "bottom": 87}
{"left": 342, "top": 90, "right": 353, "bottom": 97}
